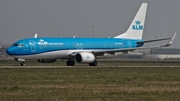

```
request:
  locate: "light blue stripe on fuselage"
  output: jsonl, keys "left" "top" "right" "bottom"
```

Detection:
{"left": 9, "top": 38, "right": 143, "bottom": 55}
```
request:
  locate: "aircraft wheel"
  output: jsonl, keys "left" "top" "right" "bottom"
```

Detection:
{"left": 66, "top": 60, "right": 75, "bottom": 66}
{"left": 66, "top": 61, "right": 70, "bottom": 66}
{"left": 20, "top": 62, "right": 25, "bottom": 66}
{"left": 89, "top": 63, "right": 93, "bottom": 66}
{"left": 93, "top": 61, "right": 97, "bottom": 66}
{"left": 70, "top": 61, "right": 75, "bottom": 66}
{"left": 89, "top": 61, "right": 97, "bottom": 66}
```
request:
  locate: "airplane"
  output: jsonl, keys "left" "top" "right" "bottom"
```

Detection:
{"left": 6, "top": 3, "right": 177, "bottom": 66}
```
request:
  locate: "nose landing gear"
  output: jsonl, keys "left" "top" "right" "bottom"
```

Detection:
{"left": 20, "top": 62, "right": 26, "bottom": 66}
{"left": 15, "top": 58, "right": 26, "bottom": 66}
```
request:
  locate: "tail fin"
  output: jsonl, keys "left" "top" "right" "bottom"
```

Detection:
{"left": 114, "top": 3, "right": 148, "bottom": 40}
{"left": 34, "top": 33, "right": 37, "bottom": 38}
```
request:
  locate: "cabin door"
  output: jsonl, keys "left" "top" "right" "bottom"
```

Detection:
{"left": 29, "top": 40, "right": 36, "bottom": 52}
{"left": 128, "top": 41, "right": 132, "bottom": 48}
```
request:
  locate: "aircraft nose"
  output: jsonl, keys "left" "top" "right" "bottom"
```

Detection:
{"left": 6, "top": 47, "right": 14, "bottom": 55}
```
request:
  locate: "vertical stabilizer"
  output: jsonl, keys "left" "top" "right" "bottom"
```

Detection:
{"left": 34, "top": 33, "right": 37, "bottom": 38}
{"left": 114, "top": 3, "right": 148, "bottom": 39}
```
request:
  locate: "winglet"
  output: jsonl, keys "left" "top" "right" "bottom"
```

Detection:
{"left": 161, "top": 32, "right": 177, "bottom": 47}
{"left": 34, "top": 33, "right": 37, "bottom": 38}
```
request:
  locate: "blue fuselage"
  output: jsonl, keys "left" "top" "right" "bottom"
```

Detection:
{"left": 6, "top": 38, "right": 144, "bottom": 59}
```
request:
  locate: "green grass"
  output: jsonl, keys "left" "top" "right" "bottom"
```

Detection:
{"left": 0, "top": 67, "right": 180, "bottom": 101}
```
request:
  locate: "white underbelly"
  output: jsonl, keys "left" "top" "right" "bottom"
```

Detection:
{"left": 13, "top": 50, "right": 72, "bottom": 59}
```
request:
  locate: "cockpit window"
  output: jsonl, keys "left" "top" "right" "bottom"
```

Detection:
{"left": 18, "top": 44, "right": 24, "bottom": 47}
{"left": 12, "top": 44, "right": 18, "bottom": 46}
{"left": 12, "top": 44, "right": 24, "bottom": 47}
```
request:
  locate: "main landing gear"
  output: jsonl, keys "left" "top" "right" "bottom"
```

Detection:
{"left": 66, "top": 60, "right": 97, "bottom": 66}
{"left": 66, "top": 60, "right": 75, "bottom": 66}
{"left": 89, "top": 61, "right": 97, "bottom": 66}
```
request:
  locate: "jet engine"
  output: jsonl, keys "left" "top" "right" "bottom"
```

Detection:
{"left": 37, "top": 59, "right": 56, "bottom": 63}
{"left": 76, "top": 52, "right": 95, "bottom": 63}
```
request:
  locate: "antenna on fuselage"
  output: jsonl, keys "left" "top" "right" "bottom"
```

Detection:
{"left": 34, "top": 33, "right": 37, "bottom": 38}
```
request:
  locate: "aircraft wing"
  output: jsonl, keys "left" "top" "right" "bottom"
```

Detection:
{"left": 137, "top": 32, "right": 176, "bottom": 44}
{"left": 69, "top": 33, "right": 176, "bottom": 57}
{"left": 93, "top": 32, "right": 177, "bottom": 55}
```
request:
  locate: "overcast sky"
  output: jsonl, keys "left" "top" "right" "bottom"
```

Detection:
{"left": 0, "top": 0, "right": 180, "bottom": 47}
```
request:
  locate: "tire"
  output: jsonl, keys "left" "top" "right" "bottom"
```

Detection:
{"left": 89, "top": 61, "right": 97, "bottom": 66}
{"left": 20, "top": 62, "right": 25, "bottom": 66}
{"left": 70, "top": 61, "right": 75, "bottom": 66}
{"left": 66, "top": 60, "right": 75, "bottom": 66}
{"left": 66, "top": 61, "right": 70, "bottom": 66}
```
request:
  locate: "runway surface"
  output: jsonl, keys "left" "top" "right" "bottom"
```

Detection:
{"left": 0, "top": 65, "right": 180, "bottom": 68}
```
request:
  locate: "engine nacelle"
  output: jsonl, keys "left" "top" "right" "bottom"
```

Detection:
{"left": 37, "top": 59, "right": 56, "bottom": 63}
{"left": 76, "top": 52, "right": 95, "bottom": 63}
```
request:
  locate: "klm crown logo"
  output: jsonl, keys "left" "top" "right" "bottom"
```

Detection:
{"left": 86, "top": 55, "right": 90, "bottom": 59}
{"left": 132, "top": 20, "right": 143, "bottom": 30}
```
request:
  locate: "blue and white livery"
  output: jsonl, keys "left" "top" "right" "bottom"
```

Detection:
{"left": 6, "top": 3, "right": 176, "bottom": 66}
